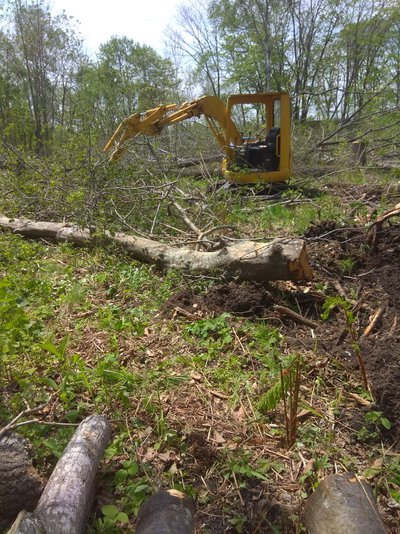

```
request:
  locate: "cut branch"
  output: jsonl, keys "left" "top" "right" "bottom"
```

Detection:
{"left": 7, "top": 415, "right": 111, "bottom": 534}
{"left": 0, "top": 215, "right": 313, "bottom": 282}
{"left": 274, "top": 305, "right": 319, "bottom": 329}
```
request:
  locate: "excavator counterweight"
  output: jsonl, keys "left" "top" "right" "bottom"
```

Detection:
{"left": 104, "top": 92, "right": 291, "bottom": 184}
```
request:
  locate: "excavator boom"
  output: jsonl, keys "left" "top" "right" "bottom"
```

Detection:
{"left": 104, "top": 96, "right": 242, "bottom": 161}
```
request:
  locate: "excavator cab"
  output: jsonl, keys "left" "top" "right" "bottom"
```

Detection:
{"left": 104, "top": 92, "right": 291, "bottom": 184}
{"left": 223, "top": 93, "right": 291, "bottom": 184}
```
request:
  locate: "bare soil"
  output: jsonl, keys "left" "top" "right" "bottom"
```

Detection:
{"left": 162, "top": 282, "right": 273, "bottom": 317}
{"left": 308, "top": 222, "right": 400, "bottom": 441}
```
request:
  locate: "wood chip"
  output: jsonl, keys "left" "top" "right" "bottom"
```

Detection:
{"left": 348, "top": 392, "right": 372, "bottom": 407}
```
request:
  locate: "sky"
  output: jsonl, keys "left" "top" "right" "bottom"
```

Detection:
{"left": 50, "top": 0, "right": 183, "bottom": 55}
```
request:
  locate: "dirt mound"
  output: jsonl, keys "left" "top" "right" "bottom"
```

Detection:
{"left": 202, "top": 282, "right": 273, "bottom": 316}
{"left": 162, "top": 288, "right": 200, "bottom": 312}
{"left": 162, "top": 282, "right": 273, "bottom": 317}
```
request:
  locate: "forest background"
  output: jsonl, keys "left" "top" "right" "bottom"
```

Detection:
{"left": 0, "top": 0, "right": 399, "bottom": 225}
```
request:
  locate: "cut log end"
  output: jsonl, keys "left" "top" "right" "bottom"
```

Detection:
{"left": 136, "top": 490, "right": 195, "bottom": 534}
{"left": 304, "top": 472, "right": 387, "bottom": 534}
{"left": 0, "top": 433, "right": 44, "bottom": 520}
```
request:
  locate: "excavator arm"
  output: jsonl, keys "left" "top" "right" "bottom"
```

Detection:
{"left": 104, "top": 96, "right": 242, "bottom": 161}
{"left": 104, "top": 92, "right": 292, "bottom": 184}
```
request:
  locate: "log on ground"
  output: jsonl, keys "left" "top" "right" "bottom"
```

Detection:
{"left": 304, "top": 472, "right": 387, "bottom": 534}
{"left": 7, "top": 415, "right": 111, "bottom": 534}
{"left": 0, "top": 215, "right": 313, "bottom": 282}
{"left": 136, "top": 490, "right": 195, "bottom": 534}
{"left": 0, "top": 433, "right": 44, "bottom": 520}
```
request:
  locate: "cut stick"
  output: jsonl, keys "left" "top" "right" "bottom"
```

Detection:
{"left": 360, "top": 302, "right": 387, "bottom": 340}
{"left": 274, "top": 305, "right": 319, "bottom": 329}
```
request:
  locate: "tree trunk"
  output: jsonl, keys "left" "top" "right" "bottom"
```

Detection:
{"left": 7, "top": 415, "right": 111, "bottom": 534}
{"left": 0, "top": 215, "right": 313, "bottom": 282}
{"left": 304, "top": 472, "right": 387, "bottom": 534}
{"left": 351, "top": 141, "right": 367, "bottom": 166}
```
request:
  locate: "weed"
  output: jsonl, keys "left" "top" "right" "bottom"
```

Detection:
{"left": 225, "top": 452, "right": 272, "bottom": 484}
{"left": 99, "top": 504, "right": 130, "bottom": 530}
{"left": 258, "top": 353, "right": 303, "bottom": 448}
{"left": 338, "top": 256, "right": 358, "bottom": 275}
{"left": 281, "top": 355, "right": 302, "bottom": 448}
{"left": 153, "top": 409, "right": 180, "bottom": 451}
{"left": 185, "top": 313, "right": 233, "bottom": 348}
{"left": 356, "top": 411, "right": 392, "bottom": 441}
{"left": 322, "top": 296, "right": 369, "bottom": 390}
{"left": 365, "top": 454, "right": 400, "bottom": 503}
{"left": 228, "top": 512, "right": 247, "bottom": 533}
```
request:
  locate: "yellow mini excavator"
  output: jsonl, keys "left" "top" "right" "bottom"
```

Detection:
{"left": 104, "top": 92, "right": 291, "bottom": 184}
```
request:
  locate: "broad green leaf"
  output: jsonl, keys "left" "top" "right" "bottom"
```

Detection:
{"left": 101, "top": 504, "right": 118, "bottom": 518}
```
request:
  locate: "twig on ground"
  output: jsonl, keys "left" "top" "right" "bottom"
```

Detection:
{"left": 2, "top": 420, "right": 79, "bottom": 433}
{"left": 274, "top": 305, "right": 319, "bottom": 329}
{"left": 389, "top": 315, "right": 398, "bottom": 336}
{"left": 0, "top": 395, "right": 63, "bottom": 439}
{"left": 195, "top": 225, "right": 235, "bottom": 251}
{"left": 347, "top": 392, "right": 372, "bottom": 408}
{"left": 360, "top": 302, "right": 387, "bottom": 340}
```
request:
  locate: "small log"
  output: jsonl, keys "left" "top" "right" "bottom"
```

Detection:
{"left": 136, "top": 490, "right": 195, "bottom": 534}
{"left": 304, "top": 472, "right": 387, "bottom": 534}
{"left": 176, "top": 154, "right": 221, "bottom": 168}
{"left": 7, "top": 415, "right": 111, "bottom": 534}
{"left": 0, "top": 215, "right": 313, "bottom": 282}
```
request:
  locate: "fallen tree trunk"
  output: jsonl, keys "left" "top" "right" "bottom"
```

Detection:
{"left": 304, "top": 472, "right": 387, "bottom": 534}
{"left": 0, "top": 215, "right": 312, "bottom": 282}
{"left": 7, "top": 415, "right": 111, "bottom": 534}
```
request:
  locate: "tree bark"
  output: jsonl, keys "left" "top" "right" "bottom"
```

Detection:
{"left": 7, "top": 415, "right": 111, "bottom": 534}
{"left": 0, "top": 433, "right": 44, "bottom": 520}
{"left": 136, "top": 490, "right": 195, "bottom": 534}
{"left": 351, "top": 141, "right": 367, "bottom": 166}
{"left": 304, "top": 472, "right": 387, "bottom": 534}
{"left": 0, "top": 215, "right": 313, "bottom": 282}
